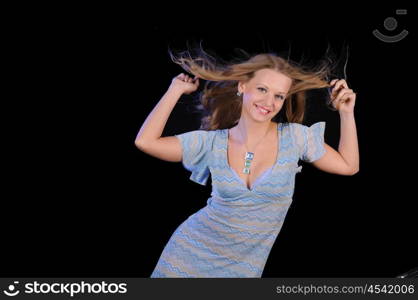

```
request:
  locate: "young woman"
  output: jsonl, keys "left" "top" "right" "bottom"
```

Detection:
{"left": 135, "top": 49, "right": 359, "bottom": 277}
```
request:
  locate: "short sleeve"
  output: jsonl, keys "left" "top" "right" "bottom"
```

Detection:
{"left": 289, "top": 122, "right": 326, "bottom": 163}
{"left": 174, "top": 130, "right": 215, "bottom": 186}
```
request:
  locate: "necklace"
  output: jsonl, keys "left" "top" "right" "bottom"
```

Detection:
{"left": 235, "top": 124, "right": 271, "bottom": 174}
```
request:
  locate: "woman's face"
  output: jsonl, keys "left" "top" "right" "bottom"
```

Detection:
{"left": 238, "top": 68, "right": 292, "bottom": 122}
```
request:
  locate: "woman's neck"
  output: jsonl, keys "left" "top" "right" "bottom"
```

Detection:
{"left": 231, "top": 119, "right": 275, "bottom": 147}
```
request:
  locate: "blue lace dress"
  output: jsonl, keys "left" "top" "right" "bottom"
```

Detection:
{"left": 150, "top": 122, "right": 326, "bottom": 277}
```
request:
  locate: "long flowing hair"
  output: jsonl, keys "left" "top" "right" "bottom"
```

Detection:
{"left": 169, "top": 46, "right": 336, "bottom": 130}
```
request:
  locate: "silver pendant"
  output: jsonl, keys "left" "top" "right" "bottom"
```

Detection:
{"left": 245, "top": 152, "right": 254, "bottom": 160}
{"left": 243, "top": 152, "right": 254, "bottom": 174}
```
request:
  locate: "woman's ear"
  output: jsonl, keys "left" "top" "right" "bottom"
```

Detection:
{"left": 238, "top": 81, "right": 245, "bottom": 94}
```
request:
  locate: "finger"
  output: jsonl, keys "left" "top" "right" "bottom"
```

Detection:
{"left": 333, "top": 88, "right": 351, "bottom": 102}
{"left": 332, "top": 87, "right": 351, "bottom": 101}
{"left": 330, "top": 79, "right": 339, "bottom": 86}
{"left": 342, "top": 92, "right": 356, "bottom": 103}
{"left": 332, "top": 93, "right": 351, "bottom": 110}
{"left": 333, "top": 79, "right": 349, "bottom": 94}
{"left": 341, "top": 80, "right": 349, "bottom": 90}
{"left": 331, "top": 89, "right": 344, "bottom": 103}
{"left": 332, "top": 85, "right": 343, "bottom": 98}
{"left": 336, "top": 94, "right": 353, "bottom": 108}
{"left": 331, "top": 80, "right": 342, "bottom": 94}
{"left": 334, "top": 89, "right": 353, "bottom": 103}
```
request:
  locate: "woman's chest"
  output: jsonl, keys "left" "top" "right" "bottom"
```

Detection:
{"left": 227, "top": 138, "right": 278, "bottom": 190}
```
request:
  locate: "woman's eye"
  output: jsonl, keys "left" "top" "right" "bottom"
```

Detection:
{"left": 258, "top": 87, "right": 284, "bottom": 100}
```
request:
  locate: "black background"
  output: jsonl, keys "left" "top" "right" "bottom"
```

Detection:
{"left": 2, "top": 4, "right": 416, "bottom": 277}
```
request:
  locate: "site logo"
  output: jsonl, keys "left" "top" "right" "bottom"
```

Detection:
{"left": 373, "top": 9, "right": 408, "bottom": 43}
{"left": 2, "top": 280, "right": 128, "bottom": 297}
{"left": 3, "top": 281, "right": 20, "bottom": 297}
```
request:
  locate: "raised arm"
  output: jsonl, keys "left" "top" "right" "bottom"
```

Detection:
{"left": 134, "top": 73, "right": 199, "bottom": 162}
{"left": 311, "top": 79, "right": 359, "bottom": 175}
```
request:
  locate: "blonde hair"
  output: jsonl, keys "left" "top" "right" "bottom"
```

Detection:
{"left": 169, "top": 47, "right": 334, "bottom": 130}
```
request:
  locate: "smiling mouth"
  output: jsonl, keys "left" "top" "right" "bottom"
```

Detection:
{"left": 254, "top": 104, "right": 271, "bottom": 115}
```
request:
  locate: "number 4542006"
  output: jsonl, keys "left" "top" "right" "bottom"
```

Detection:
{"left": 367, "top": 284, "right": 415, "bottom": 294}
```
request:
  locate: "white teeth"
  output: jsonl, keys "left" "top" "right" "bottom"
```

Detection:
{"left": 255, "top": 104, "right": 269, "bottom": 115}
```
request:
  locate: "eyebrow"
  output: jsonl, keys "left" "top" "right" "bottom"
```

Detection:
{"left": 258, "top": 83, "right": 287, "bottom": 95}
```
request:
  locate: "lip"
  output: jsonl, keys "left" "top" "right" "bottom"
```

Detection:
{"left": 254, "top": 104, "right": 271, "bottom": 114}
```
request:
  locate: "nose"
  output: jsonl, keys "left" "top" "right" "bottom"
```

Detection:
{"left": 263, "top": 94, "right": 275, "bottom": 109}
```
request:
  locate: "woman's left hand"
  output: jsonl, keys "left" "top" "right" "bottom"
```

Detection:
{"left": 329, "top": 79, "right": 356, "bottom": 114}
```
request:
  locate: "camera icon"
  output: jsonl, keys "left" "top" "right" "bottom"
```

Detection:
{"left": 373, "top": 9, "right": 408, "bottom": 43}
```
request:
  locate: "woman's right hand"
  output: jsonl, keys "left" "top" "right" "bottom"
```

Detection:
{"left": 168, "top": 73, "right": 200, "bottom": 95}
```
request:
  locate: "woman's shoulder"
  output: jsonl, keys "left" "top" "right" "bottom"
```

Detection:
{"left": 283, "top": 121, "right": 326, "bottom": 130}
{"left": 280, "top": 122, "right": 326, "bottom": 143}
